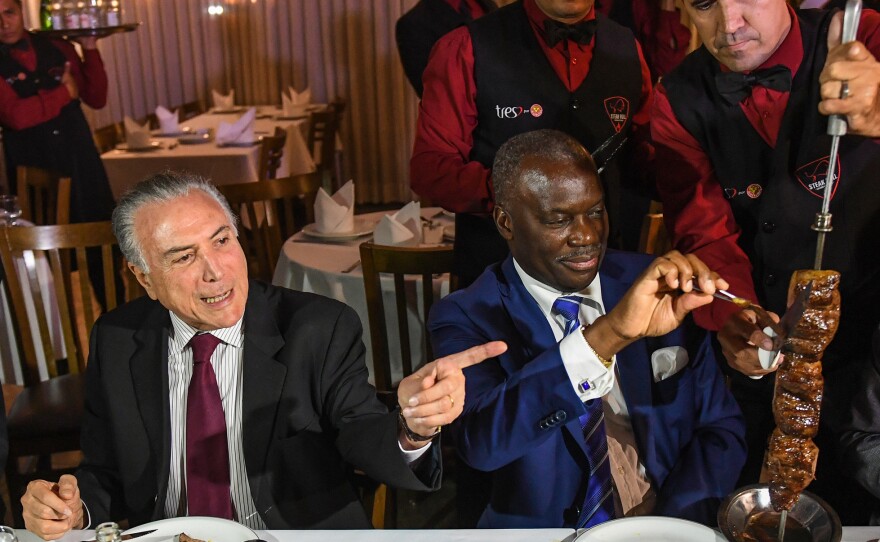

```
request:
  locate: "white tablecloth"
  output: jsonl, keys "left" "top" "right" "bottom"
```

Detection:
{"left": 272, "top": 208, "right": 454, "bottom": 385}
{"left": 13, "top": 527, "right": 880, "bottom": 542}
{"left": 101, "top": 106, "right": 318, "bottom": 199}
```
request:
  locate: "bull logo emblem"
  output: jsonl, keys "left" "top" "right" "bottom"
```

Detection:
{"left": 603, "top": 97, "right": 630, "bottom": 133}
{"left": 795, "top": 155, "right": 841, "bottom": 199}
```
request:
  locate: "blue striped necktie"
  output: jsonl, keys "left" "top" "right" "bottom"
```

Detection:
{"left": 551, "top": 296, "right": 616, "bottom": 527}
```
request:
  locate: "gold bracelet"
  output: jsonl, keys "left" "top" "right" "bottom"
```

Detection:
{"left": 582, "top": 327, "right": 614, "bottom": 368}
{"left": 398, "top": 410, "right": 441, "bottom": 442}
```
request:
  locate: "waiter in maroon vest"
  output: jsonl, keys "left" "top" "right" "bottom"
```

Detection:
{"left": 0, "top": 0, "right": 114, "bottom": 223}
{"left": 410, "top": 0, "right": 654, "bottom": 288}
{"left": 652, "top": 0, "right": 880, "bottom": 523}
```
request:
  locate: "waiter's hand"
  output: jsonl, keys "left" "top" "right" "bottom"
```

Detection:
{"left": 818, "top": 11, "right": 880, "bottom": 136}
{"left": 73, "top": 36, "right": 98, "bottom": 50}
{"left": 61, "top": 62, "right": 79, "bottom": 100}
{"left": 21, "top": 475, "right": 84, "bottom": 540}
{"left": 397, "top": 341, "right": 507, "bottom": 450}
{"left": 718, "top": 309, "right": 781, "bottom": 377}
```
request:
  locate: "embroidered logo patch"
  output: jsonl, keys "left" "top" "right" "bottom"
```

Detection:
{"left": 530, "top": 104, "right": 543, "bottom": 118}
{"left": 746, "top": 183, "right": 763, "bottom": 198}
{"left": 796, "top": 156, "right": 841, "bottom": 199}
{"left": 603, "top": 97, "right": 630, "bottom": 133}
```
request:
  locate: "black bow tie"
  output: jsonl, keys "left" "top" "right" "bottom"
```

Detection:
{"left": 0, "top": 38, "right": 29, "bottom": 55}
{"left": 542, "top": 19, "right": 598, "bottom": 48}
{"left": 714, "top": 64, "right": 792, "bottom": 105}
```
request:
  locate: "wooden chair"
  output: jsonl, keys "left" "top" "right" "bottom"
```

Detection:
{"left": 638, "top": 200, "right": 671, "bottom": 256}
{"left": 258, "top": 127, "right": 288, "bottom": 181}
{"left": 216, "top": 173, "right": 322, "bottom": 282}
{"left": 138, "top": 113, "right": 159, "bottom": 130}
{"left": 307, "top": 109, "right": 340, "bottom": 190}
{"left": 329, "top": 97, "right": 347, "bottom": 186}
{"left": 16, "top": 166, "right": 71, "bottom": 225}
{"left": 179, "top": 100, "right": 204, "bottom": 120}
{"left": 358, "top": 242, "right": 456, "bottom": 528}
{"left": 0, "top": 221, "right": 138, "bottom": 526}
{"left": 92, "top": 122, "right": 123, "bottom": 153}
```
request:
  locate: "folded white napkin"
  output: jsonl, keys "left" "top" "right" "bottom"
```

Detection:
{"left": 123, "top": 116, "right": 151, "bottom": 148}
{"left": 374, "top": 201, "right": 422, "bottom": 246}
{"left": 212, "top": 89, "right": 235, "bottom": 110}
{"left": 314, "top": 180, "right": 355, "bottom": 233}
{"left": 155, "top": 105, "right": 180, "bottom": 134}
{"left": 215, "top": 107, "right": 256, "bottom": 146}
{"left": 650, "top": 346, "right": 689, "bottom": 382}
{"left": 282, "top": 87, "right": 311, "bottom": 116}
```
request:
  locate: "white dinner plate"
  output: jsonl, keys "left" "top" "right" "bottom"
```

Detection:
{"left": 115, "top": 141, "right": 162, "bottom": 152}
{"left": 123, "top": 516, "right": 256, "bottom": 542}
{"left": 442, "top": 224, "right": 455, "bottom": 241}
{"left": 574, "top": 517, "right": 727, "bottom": 541}
{"left": 302, "top": 217, "right": 375, "bottom": 241}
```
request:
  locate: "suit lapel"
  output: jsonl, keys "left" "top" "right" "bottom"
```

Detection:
{"left": 599, "top": 254, "right": 657, "bottom": 469}
{"left": 240, "top": 283, "right": 286, "bottom": 506}
{"left": 499, "top": 257, "right": 559, "bottom": 368}
{"left": 129, "top": 302, "right": 172, "bottom": 509}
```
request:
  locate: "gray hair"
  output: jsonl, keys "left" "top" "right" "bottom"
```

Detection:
{"left": 112, "top": 171, "right": 238, "bottom": 273}
{"left": 492, "top": 129, "right": 597, "bottom": 207}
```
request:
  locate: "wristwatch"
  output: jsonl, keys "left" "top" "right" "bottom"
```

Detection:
{"left": 398, "top": 410, "right": 441, "bottom": 442}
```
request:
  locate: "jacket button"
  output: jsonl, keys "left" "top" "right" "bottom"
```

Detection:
{"left": 563, "top": 505, "right": 582, "bottom": 524}
{"left": 539, "top": 421, "right": 549, "bottom": 430}
{"left": 554, "top": 410, "right": 567, "bottom": 422}
{"left": 571, "top": 99, "right": 580, "bottom": 110}
{"left": 52, "top": 129, "right": 60, "bottom": 135}
{"left": 764, "top": 273, "right": 776, "bottom": 286}
{"left": 762, "top": 221, "right": 776, "bottom": 233}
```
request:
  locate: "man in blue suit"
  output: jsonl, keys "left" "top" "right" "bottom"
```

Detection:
{"left": 426, "top": 129, "right": 746, "bottom": 528}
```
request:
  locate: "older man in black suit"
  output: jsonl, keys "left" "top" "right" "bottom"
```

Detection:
{"left": 20, "top": 171, "right": 504, "bottom": 539}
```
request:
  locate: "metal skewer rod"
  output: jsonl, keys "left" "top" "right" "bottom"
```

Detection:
{"left": 778, "top": 509, "right": 788, "bottom": 541}
{"left": 812, "top": 0, "right": 863, "bottom": 269}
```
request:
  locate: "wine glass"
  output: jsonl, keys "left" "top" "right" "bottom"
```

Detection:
{"left": 0, "top": 195, "right": 22, "bottom": 226}
{"left": 0, "top": 525, "right": 18, "bottom": 542}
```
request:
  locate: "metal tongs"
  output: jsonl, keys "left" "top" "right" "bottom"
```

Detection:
{"left": 812, "top": 0, "right": 863, "bottom": 270}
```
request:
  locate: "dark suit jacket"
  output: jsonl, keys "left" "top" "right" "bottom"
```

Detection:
{"left": 396, "top": 0, "right": 496, "bottom": 96}
{"left": 429, "top": 252, "right": 746, "bottom": 527}
{"left": 839, "top": 321, "right": 880, "bottom": 525}
{"left": 77, "top": 281, "right": 440, "bottom": 528}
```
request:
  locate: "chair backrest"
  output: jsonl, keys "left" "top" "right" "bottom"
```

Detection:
{"left": 139, "top": 113, "right": 159, "bottom": 130}
{"left": 0, "top": 222, "right": 133, "bottom": 385}
{"left": 179, "top": 100, "right": 204, "bottom": 120}
{"left": 216, "top": 173, "right": 322, "bottom": 282}
{"left": 93, "top": 122, "right": 123, "bottom": 153}
{"left": 638, "top": 201, "right": 671, "bottom": 256}
{"left": 16, "top": 166, "right": 71, "bottom": 225}
{"left": 359, "top": 243, "right": 456, "bottom": 393}
{"left": 258, "top": 127, "right": 288, "bottom": 181}
{"left": 307, "top": 109, "right": 339, "bottom": 186}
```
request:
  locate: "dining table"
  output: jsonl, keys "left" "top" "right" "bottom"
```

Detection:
{"left": 101, "top": 106, "right": 321, "bottom": 200}
{"left": 272, "top": 207, "right": 454, "bottom": 386}
{"left": 12, "top": 526, "right": 880, "bottom": 542}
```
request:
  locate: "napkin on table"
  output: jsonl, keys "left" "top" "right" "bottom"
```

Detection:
{"left": 215, "top": 108, "right": 256, "bottom": 146}
{"left": 155, "top": 105, "right": 180, "bottom": 134}
{"left": 123, "top": 116, "right": 151, "bottom": 149}
{"left": 314, "top": 180, "right": 355, "bottom": 233}
{"left": 374, "top": 201, "right": 422, "bottom": 246}
{"left": 212, "top": 89, "right": 235, "bottom": 110}
{"left": 282, "top": 87, "right": 311, "bottom": 116}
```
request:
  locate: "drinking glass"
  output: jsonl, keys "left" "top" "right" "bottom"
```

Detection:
{"left": 0, "top": 195, "right": 22, "bottom": 226}
{"left": 0, "top": 525, "right": 19, "bottom": 542}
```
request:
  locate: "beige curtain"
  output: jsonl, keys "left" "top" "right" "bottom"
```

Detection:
{"left": 24, "top": 0, "right": 425, "bottom": 204}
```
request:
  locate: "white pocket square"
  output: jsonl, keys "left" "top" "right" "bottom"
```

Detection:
{"left": 651, "top": 346, "right": 689, "bottom": 382}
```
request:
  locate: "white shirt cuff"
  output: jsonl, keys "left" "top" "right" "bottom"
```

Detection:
{"left": 560, "top": 330, "right": 616, "bottom": 400}
{"left": 399, "top": 440, "right": 432, "bottom": 463}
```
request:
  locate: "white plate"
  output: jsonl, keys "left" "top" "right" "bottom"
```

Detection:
{"left": 115, "top": 141, "right": 162, "bottom": 152}
{"left": 302, "top": 217, "right": 375, "bottom": 240}
{"left": 123, "top": 516, "right": 256, "bottom": 542}
{"left": 443, "top": 224, "right": 455, "bottom": 241}
{"left": 574, "top": 517, "right": 727, "bottom": 541}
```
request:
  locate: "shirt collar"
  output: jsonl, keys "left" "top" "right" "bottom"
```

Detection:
{"left": 512, "top": 257, "right": 605, "bottom": 318}
{"left": 169, "top": 311, "right": 245, "bottom": 355}
{"left": 525, "top": 0, "right": 596, "bottom": 46}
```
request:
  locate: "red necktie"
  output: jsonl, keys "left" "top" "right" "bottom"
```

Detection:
{"left": 186, "top": 333, "right": 233, "bottom": 519}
